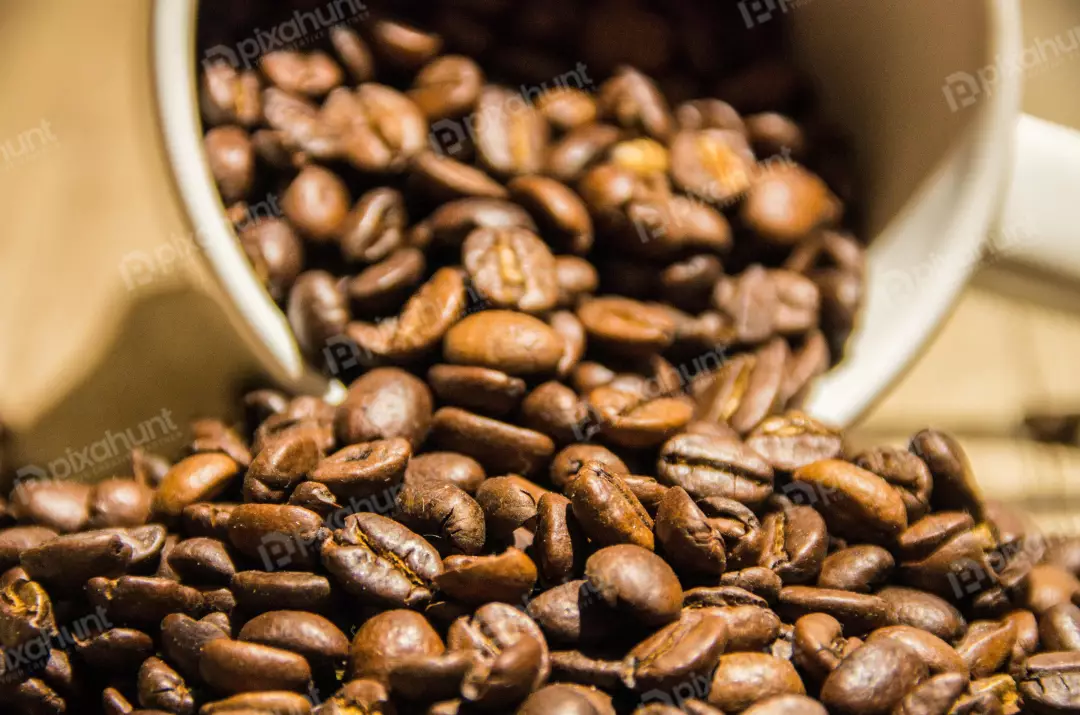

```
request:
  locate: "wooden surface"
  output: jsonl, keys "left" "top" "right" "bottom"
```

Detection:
{"left": 0, "top": 1, "right": 1077, "bottom": 530}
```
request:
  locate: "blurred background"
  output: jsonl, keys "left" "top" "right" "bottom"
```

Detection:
{"left": 0, "top": 0, "right": 1078, "bottom": 529}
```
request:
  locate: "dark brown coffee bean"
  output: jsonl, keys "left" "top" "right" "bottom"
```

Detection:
{"left": 205, "top": 126, "right": 254, "bottom": 204}
{"left": 137, "top": 656, "right": 194, "bottom": 715}
{"left": 657, "top": 432, "right": 775, "bottom": 509}
{"left": 549, "top": 650, "right": 626, "bottom": 691}
{"left": 792, "top": 613, "right": 851, "bottom": 682}
{"left": 0, "top": 574, "right": 55, "bottom": 649}
{"left": 509, "top": 176, "right": 594, "bottom": 256}
{"left": 955, "top": 620, "right": 1017, "bottom": 679}
{"left": 578, "top": 297, "right": 676, "bottom": 356}
{"left": 335, "top": 368, "right": 433, "bottom": 449}
{"left": 9, "top": 480, "right": 91, "bottom": 533}
{"left": 745, "top": 112, "right": 806, "bottom": 158}
{"left": 654, "top": 487, "right": 726, "bottom": 576}
{"left": 161, "top": 613, "right": 229, "bottom": 681}
{"left": 444, "top": 310, "right": 564, "bottom": 376}
{"left": 74, "top": 628, "right": 155, "bottom": 674}
{"left": 896, "top": 512, "right": 976, "bottom": 563}
{"left": 449, "top": 602, "right": 550, "bottom": 705}
{"left": 719, "top": 568, "right": 784, "bottom": 605}
{"left": 337, "top": 83, "right": 429, "bottom": 172}
{"left": 409, "top": 55, "right": 485, "bottom": 120}
{"left": 597, "top": 67, "right": 673, "bottom": 141}
{"left": 102, "top": 686, "right": 134, "bottom": 715}
{"left": 547, "top": 124, "right": 622, "bottom": 183}
{"left": 876, "top": 586, "right": 966, "bottom": 642}
{"left": 88, "top": 575, "right": 204, "bottom": 624}
{"left": 474, "top": 476, "right": 542, "bottom": 541}
{"left": 200, "top": 639, "right": 312, "bottom": 694}
{"left": 260, "top": 50, "right": 342, "bottom": 97}
{"left": 1018, "top": 651, "right": 1080, "bottom": 714}
{"left": 329, "top": 25, "right": 374, "bottom": 82}
{"left": 585, "top": 545, "right": 680, "bottom": 627}
{"left": 746, "top": 411, "right": 843, "bottom": 473}
{"left": 520, "top": 382, "right": 588, "bottom": 444}
{"left": 778, "top": 586, "right": 891, "bottom": 636}
{"left": 429, "top": 364, "right": 528, "bottom": 417}
{"left": 463, "top": 226, "right": 559, "bottom": 313}
{"left": 338, "top": 187, "right": 407, "bottom": 264}
{"left": 550, "top": 445, "right": 629, "bottom": 491}
{"left": 0, "top": 526, "right": 57, "bottom": 570}
{"left": 320, "top": 512, "right": 442, "bottom": 608}
{"left": 853, "top": 447, "right": 934, "bottom": 523}
{"left": 182, "top": 503, "right": 237, "bottom": 541}
{"left": 285, "top": 269, "right": 351, "bottom": 359}
{"left": 238, "top": 610, "right": 348, "bottom": 671}
{"left": 405, "top": 452, "right": 486, "bottom": 494}
{"left": 708, "top": 653, "right": 806, "bottom": 712}
{"left": 866, "top": 626, "right": 967, "bottom": 676}
{"left": 244, "top": 434, "right": 322, "bottom": 504}
{"left": 395, "top": 479, "right": 486, "bottom": 555}
{"left": 281, "top": 166, "right": 351, "bottom": 242}
{"left": 741, "top": 695, "right": 828, "bottom": 715}
{"left": 789, "top": 460, "right": 908, "bottom": 543}
{"left": 624, "top": 610, "right": 727, "bottom": 693}
{"left": 200, "top": 691, "right": 314, "bottom": 714}
{"left": 411, "top": 152, "right": 509, "bottom": 201}
{"left": 430, "top": 407, "right": 555, "bottom": 476}
{"left": 230, "top": 572, "right": 333, "bottom": 614}
{"left": 553, "top": 258, "right": 600, "bottom": 312}
{"left": 346, "top": 247, "right": 426, "bottom": 316}
{"left": 437, "top": 548, "right": 538, "bottom": 605}
{"left": 200, "top": 63, "right": 261, "bottom": 127}
{"left": 780, "top": 331, "right": 831, "bottom": 409}
{"left": 820, "top": 639, "right": 927, "bottom": 715}
{"left": 586, "top": 386, "right": 694, "bottom": 450}
{"left": 167, "top": 538, "right": 235, "bottom": 585}
{"left": 85, "top": 479, "right": 153, "bottom": 530}
{"left": 519, "top": 683, "right": 613, "bottom": 715}
{"left": 909, "top": 430, "right": 985, "bottom": 520}
{"left": 675, "top": 98, "right": 746, "bottom": 133}
{"left": 370, "top": 18, "right": 442, "bottom": 70}
{"left": 350, "top": 609, "right": 445, "bottom": 683}
{"left": 1040, "top": 603, "right": 1080, "bottom": 651}
{"left": 309, "top": 439, "right": 411, "bottom": 501}
{"left": 758, "top": 506, "right": 828, "bottom": 585}
{"left": 743, "top": 164, "right": 841, "bottom": 244}
{"left": 473, "top": 86, "right": 548, "bottom": 176}
{"left": 1027, "top": 564, "right": 1080, "bottom": 614}
{"left": 893, "top": 672, "right": 969, "bottom": 715}
{"left": 533, "top": 493, "right": 585, "bottom": 586}
{"left": 566, "top": 463, "right": 654, "bottom": 550}
{"left": 818, "top": 545, "right": 895, "bottom": 593}
{"left": 226, "top": 504, "right": 327, "bottom": 570}
{"left": 427, "top": 198, "right": 537, "bottom": 248}
{"left": 670, "top": 129, "right": 756, "bottom": 203}
{"left": 21, "top": 529, "right": 134, "bottom": 589}
{"left": 526, "top": 579, "right": 619, "bottom": 646}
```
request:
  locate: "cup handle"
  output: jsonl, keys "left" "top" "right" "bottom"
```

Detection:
{"left": 992, "top": 114, "right": 1080, "bottom": 282}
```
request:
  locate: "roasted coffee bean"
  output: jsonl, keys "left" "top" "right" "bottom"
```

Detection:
{"left": 411, "top": 151, "right": 510, "bottom": 201}
{"left": 876, "top": 586, "right": 966, "bottom": 642}
{"left": 585, "top": 386, "right": 693, "bottom": 449}
{"left": 338, "top": 187, "right": 407, "bottom": 264}
{"left": 654, "top": 487, "right": 726, "bottom": 576}
{"left": 853, "top": 447, "right": 934, "bottom": 523}
{"left": 320, "top": 512, "right": 442, "bottom": 608}
{"left": 226, "top": 504, "right": 327, "bottom": 569}
{"left": 182, "top": 503, "right": 237, "bottom": 541}
{"left": 409, "top": 55, "right": 484, "bottom": 120}
{"left": 0, "top": 526, "right": 57, "bottom": 570}
{"left": 657, "top": 432, "right": 775, "bottom": 509}
{"left": 777, "top": 587, "right": 890, "bottom": 636}
{"left": 692, "top": 341, "right": 789, "bottom": 435}
{"left": 463, "top": 226, "right": 558, "bottom": 313}
{"left": 335, "top": 367, "right": 433, "bottom": 451}
{"left": 200, "top": 690, "right": 314, "bottom": 714}
{"left": 670, "top": 129, "right": 756, "bottom": 203}
{"left": 867, "top": 625, "right": 967, "bottom": 676}
{"left": 102, "top": 686, "right": 134, "bottom": 715}
{"left": 566, "top": 463, "right": 654, "bottom": 550}
{"left": 238, "top": 610, "right": 349, "bottom": 670}
{"left": 624, "top": 609, "right": 727, "bottom": 693}
{"left": 405, "top": 451, "right": 486, "bottom": 494}
{"left": 533, "top": 493, "right": 585, "bottom": 586}
{"left": 720, "top": 567, "right": 784, "bottom": 604}
{"left": 449, "top": 602, "right": 550, "bottom": 706}
{"left": 473, "top": 86, "right": 548, "bottom": 176}
{"left": 346, "top": 247, "right": 426, "bottom": 317}
{"left": 789, "top": 460, "right": 908, "bottom": 543}
{"left": 0, "top": 575, "right": 55, "bottom": 649}
{"left": 741, "top": 164, "right": 841, "bottom": 244}
{"left": 161, "top": 613, "right": 230, "bottom": 681}
{"left": 137, "top": 656, "right": 195, "bottom": 715}
{"left": 521, "top": 381, "right": 589, "bottom": 443}
{"left": 1017, "top": 651, "right": 1080, "bottom": 713}
{"left": 167, "top": 538, "right": 236, "bottom": 585}
{"left": 526, "top": 579, "right": 619, "bottom": 646}
{"left": 820, "top": 639, "right": 927, "bottom": 715}
{"left": 746, "top": 411, "right": 843, "bottom": 472}
{"left": 818, "top": 545, "right": 895, "bottom": 593}
{"left": 88, "top": 575, "right": 204, "bottom": 624}
{"left": 205, "top": 126, "right": 254, "bottom": 204}
{"left": 585, "top": 545, "right": 681, "bottom": 627}
{"left": 9, "top": 480, "right": 92, "bottom": 534}
{"left": 893, "top": 672, "right": 969, "bottom": 715}
{"left": 1027, "top": 564, "right": 1080, "bottom": 614}
{"left": 21, "top": 529, "right": 135, "bottom": 589}
{"left": 792, "top": 613, "right": 851, "bottom": 682}
{"left": 1040, "top": 603, "right": 1080, "bottom": 651}
{"left": 475, "top": 476, "right": 542, "bottom": 541}
{"left": 200, "top": 639, "right": 312, "bottom": 694}
{"left": 74, "top": 627, "right": 155, "bottom": 673}
{"left": 577, "top": 297, "right": 676, "bottom": 356}
{"left": 550, "top": 445, "right": 630, "bottom": 491}
{"left": 909, "top": 430, "right": 985, "bottom": 520}
{"left": 429, "top": 364, "right": 527, "bottom": 417}
{"left": 509, "top": 176, "right": 594, "bottom": 255}
{"left": 597, "top": 67, "right": 672, "bottom": 140}
{"left": 955, "top": 619, "right": 1017, "bottom": 679}
{"left": 200, "top": 62, "right": 262, "bottom": 127}
{"left": 154, "top": 454, "right": 241, "bottom": 523}
{"left": 88, "top": 479, "right": 154, "bottom": 529}
{"left": 309, "top": 439, "right": 411, "bottom": 500}
{"left": 444, "top": 310, "right": 564, "bottom": 376}
{"left": 395, "top": 479, "right": 486, "bottom": 555}
{"left": 518, "top": 683, "right": 613, "bottom": 715}
{"left": 708, "top": 653, "right": 806, "bottom": 712}
{"left": 430, "top": 407, "right": 555, "bottom": 476}
{"left": 436, "top": 548, "right": 537, "bottom": 605}
{"left": 349, "top": 609, "right": 445, "bottom": 683}
{"left": 230, "top": 572, "right": 334, "bottom": 614}
{"left": 742, "top": 695, "right": 828, "bottom": 715}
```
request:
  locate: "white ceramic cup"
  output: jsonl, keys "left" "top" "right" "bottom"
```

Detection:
{"left": 154, "top": 0, "right": 1080, "bottom": 427}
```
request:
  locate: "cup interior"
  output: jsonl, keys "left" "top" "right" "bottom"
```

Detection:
{"left": 154, "top": 0, "right": 1023, "bottom": 424}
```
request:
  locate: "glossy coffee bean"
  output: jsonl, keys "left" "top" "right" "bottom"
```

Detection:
{"left": 334, "top": 368, "right": 433, "bottom": 450}
{"left": 238, "top": 610, "right": 349, "bottom": 670}
{"left": 789, "top": 460, "right": 908, "bottom": 543}
{"left": 624, "top": 610, "right": 727, "bottom": 693}
{"left": 657, "top": 432, "right": 775, "bottom": 509}
{"left": 654, "top": 487, "right": 726, "bottom": 576}
{"left": 708, "top": 653, "right": 806, "bottom": 712}
{"left": 404, "top": 451, "right": 486, "bottom": 494}
{"left": 395, "top": 479, "right": 486, "bottom": 555}
{"left": 585, "top": 545, "right": 681, "bottom": 627}
{"left": 566, "top": 463, "right": 654, "bottom": 550}
{"left": 200, "top": 639, "right": 313, "bottom": 694}
{"left": 436, "top": 547, "right": 538, "bottom": 605}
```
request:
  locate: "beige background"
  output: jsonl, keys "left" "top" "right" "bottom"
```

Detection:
{"left": 0, "top": 1, "right": 1078, "bottom": 528}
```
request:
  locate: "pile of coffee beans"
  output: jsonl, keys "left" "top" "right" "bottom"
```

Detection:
{"left": 3, "top": 398, "right": 1080, "bottom": 714}
{"left": 198, "top": 0, "right": 864, "bottom": 399}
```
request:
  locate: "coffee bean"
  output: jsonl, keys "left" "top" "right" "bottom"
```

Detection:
{"left": 757, "top": 506, "right": 828, "bottom": 585}
{"left": 955, "top": 619, "right": 1017, "bottom": 679}
{"left": 346, "top": 247, "right": 426, "bottom": 316}
{"left": 655, "top": 487, "right": 726, "bottom": 576}
{"left": 463, "top": 227, "right": 558, "bottom": 313}
{"left": 578, "top": 297, "right": 676, "bottom": 356}
{"left": 338, "top": 187, "right": 408, "bottom": 264}
{"left": 585, "top": 545, "right": 680, "bottom": 626}
{"left": 409, "top": 55, "right": 484, "bottom": 120}
{"left": 0, "top": 526, "right": 57, "bottom": 570}
{"left": 909, "top": 430, "right": 985, "bottom": 520}
{"left": 238, "top": 609, "right": 348, "bottom": 672}
{"left": 519, "top": 683, "right": 613, "bottom": 715}
{"left": 260, "top": 50, "right": 342, "bottom": 97}
{"left": 526, "top": 579, "right": 619, "bottom": 646}
{"left": 475, "top": 476, "right": 542, "bottom": 541}
{"left": 875, "top": 586, "right": 966, "bottom": 642}
{"left": 200, "top": 639, "right": 312, "bottom": 694}
{"left": 1018, "top": 651, "right": 1080, "bottom": 713}
{"left": 547, "top": 124, "right": 622, "bottom": 183}
{"left": 509, "top": 176, "right": 594, "bottom": 255}
{"left": 161, "top": 613, "right": 229, "bottom": 681}
{"left": 777, "top": 587, "right": 890, "bottom": 636}
{"left": 792, "top": 613, "right": 850, "bottom": 682}
{"left": 282, "top": 166, "right": 351, "bottom": 243}
{"left": 88, "top": 576, "right": 204, "bottom": 624}
{"left": 820, "top": 639, "right": 927, "bottom": 715}
{"left": 9, "top": 480, "right": 91, "bottom": 534}
{"left": 394, "top": 478, "right": 486, "bottom": 555}
{"left": 533, "top": 493, "right": 585, "bottom": 586}
{"left": 436, "top": 547, "right": 537, "bottom": 605}
{"left": 1040, "top": 603, "right": 1080, "bottom": 651}
{"left": 182, "top": 503, "right": 237, "bottom": 542}
{"left": 73, "top": 627, "right": 155, "bottom": 674}
{"left": 818, "top": 545, "right": 895, "bottom": 593}
{"left": 550, "top": 445, "right": 630, "bottom": 491}
{"left": 309, "top": 439, "right": 411, "bottom": 500}
{"left": 200, "top": 691, "right": 314, "bottom": 714}
{"left": 708, "top": 653, "right": 806, "bottom": 712}
{"left": 226, "top": 504, "right": 327, "bottom": 569}
{"left": 789, "top": 460, "right": 908, "bottom": 543}
{"left": 348, "top": 609, "right": 445, "bottom": 685}
{"left": 167, "top": 538, "right": 236, "bottom": 585}
{"left": 853, "top": 447, "right": 934, "bottom": 523}
{"left": 0, "top": 575, "right": 55, "bottom": 649}
{"left": 411, "top": 152, "right": 510, "bottom": 201}
{"left": 230, "top": 571, "right": 333, "bottom": 614}
{"left": 449, "top": 602, "right": 550, "bottom": 706}
{"left": 200, "top": 62, "right": 262, "bottom": 127}
{"left": 427, "top": 198, "right": 537, "bottom": 247}
{"left": 566, "top": 463, "right": 654, "bottom": 550}
{"left": 137, "top": 656, "right": 194, "bottom": 714}
{"left": 746, "top": 411, "right": 843, "bottom": 472}
{"left": 320, "top": 512, "right": 442, "bottom": 608}
{"left": 657, "top": 432, "right": 775, "bottom": 509}
{"left": 625, "top": 610, "right": 727, "bottom": 693}
{"left": 867, "top": 625, "right": 967, "bottom": 677}
{"left": 550, "top": 650, "right": 626, "bottom": 691}
{"left": 429, "top": 364, "right": 528, "bottom": 417}
{"left": 597, "top": 67, "right": 673, "bottom": 141}
{"left": 444, "top": 310, "right": 564, "bottom": 376}
{"left": 741, "top": 165, "right": 841, "bottom": 244}
{"left": 102, "top": 686, "right": 135, "bottom": 715}
{"left": 743, "top": 695, "right": 828, "bottom": 715}
{"left": 405, "top": 452, "right": 486, "bottom": 494}
{"left": 430, "top": 407, "right": 555, "bottom": 476}
{"left": 21, "top": 529, "right": 134, "bottom": 590}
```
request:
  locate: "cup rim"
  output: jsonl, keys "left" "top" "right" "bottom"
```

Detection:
{"left": 152, "top": 0, "right": 1025, "bottom": 425}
